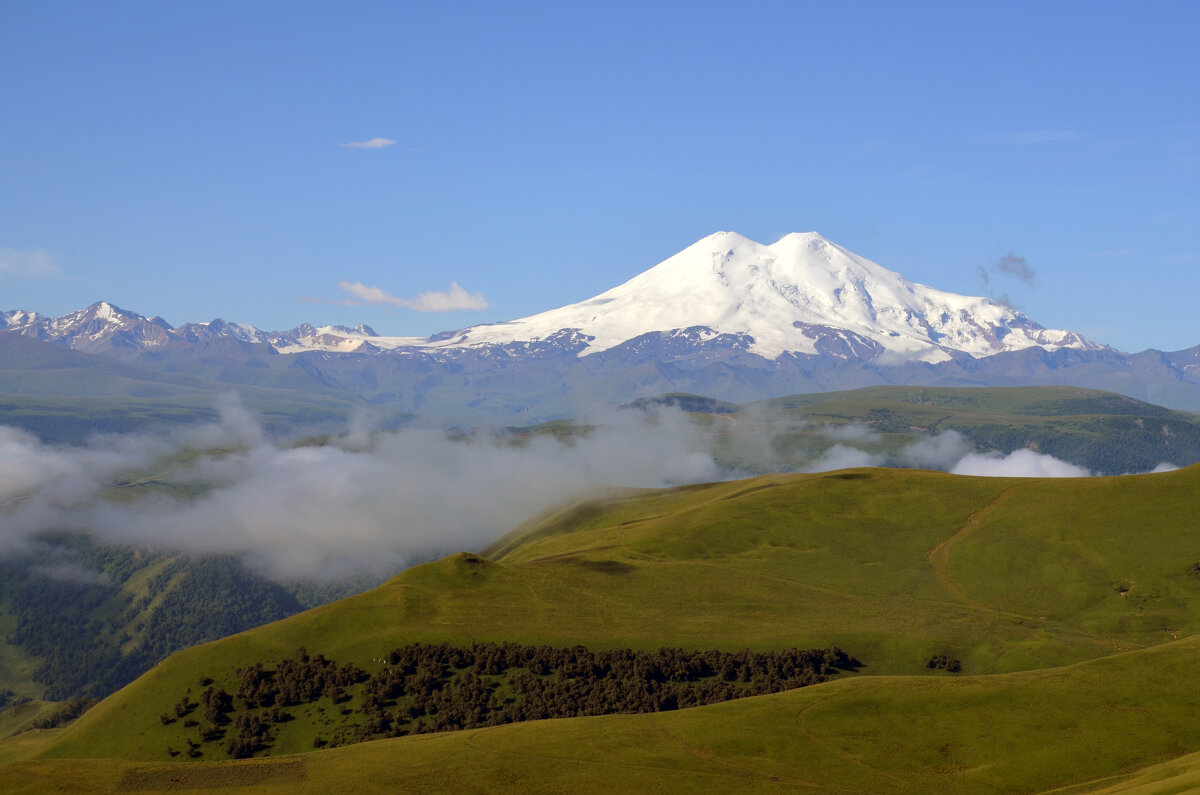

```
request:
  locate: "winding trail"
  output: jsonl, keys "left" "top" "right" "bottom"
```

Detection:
{"left": 926, "top": 484, "right": 1027, "bottom": 609}
{"left": 793, "top": 701, "right": 904, "bottom": 787}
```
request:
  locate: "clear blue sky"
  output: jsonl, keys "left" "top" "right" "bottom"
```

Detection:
{"left": 2, "top": 1, "right": 1197, "bottom": 352}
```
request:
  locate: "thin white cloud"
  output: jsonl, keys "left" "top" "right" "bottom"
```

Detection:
{"left": 987, "top": 130, "right": 1079, "bottom": 145}
{"left": 950, "top": 448, "right": 1090, "bottom": 478}
{"left": 801, "top": 444, "right": 885, "bottom": 473}
{"left": 0, "top": 248, "right": 60, "bottom": 277}
{"left": 335, "top": 280, "right": 488, "bottom": 312}
{"left": 341, "top": 137, "right": 398, "bottom": 149}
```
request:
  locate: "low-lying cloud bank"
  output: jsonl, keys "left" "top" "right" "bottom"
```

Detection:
{"left": 1, "top": 400, "right": 720, "bottom": 580}
{"left": 0, "top": 400, "right": 1178, "bottom": 582}
{"left": 949, "top": 448, "right": 1091, "bottom": 478}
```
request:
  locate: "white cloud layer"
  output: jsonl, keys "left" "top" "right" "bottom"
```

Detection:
{"left": 340, "top": 137, "right": 397, "bottom": 149}
{"left": 802, "top": 444, "right": 884, "bottom": 472}
{"left": 899, "top": 430, "right": 973, "bottom": 470}
{"left": 337, "top": 280, "right": 488, "bottom": 312}
{"left": 0, "top": 410, "right": 1174, "bottom": 583}
{"left": 950, "top": 448, "right": 1091, "bottom": 478}
{"left": 0, "top": 247, "right": 60, "bottom": 277}
{"left": 0, "top": 399, "right": 719, "bottom": 580}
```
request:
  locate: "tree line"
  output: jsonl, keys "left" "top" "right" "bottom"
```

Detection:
{"left": 169, "top": 641, "right": 859, "bottom": 758}
{"left": 1, "top": 537, "right": 308, "bottom": 700}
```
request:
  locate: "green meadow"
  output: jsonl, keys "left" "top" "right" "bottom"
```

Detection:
{"left": 7, "top": 635, "right": 1200, "bottom": 792}
{"left": 722, "top": 385, "right": 1200, "bottom": 475}
{"left": 3, "top": 462, "right": 1199, "bottom": 791}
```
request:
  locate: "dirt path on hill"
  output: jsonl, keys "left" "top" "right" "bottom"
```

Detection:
{"left": 794, "top": 702, "right": 904, "bottom": 787}
{"left": 926, "top": 484, "right": 1027, "bottom": 609}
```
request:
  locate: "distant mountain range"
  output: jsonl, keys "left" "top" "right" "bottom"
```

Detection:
{"left": 5, "top": 232, "right": 1200, "bottom": 419}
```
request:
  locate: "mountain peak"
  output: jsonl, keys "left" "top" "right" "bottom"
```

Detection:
{"left": 422, "top": 230, "right": 1101, "bottom": 363}
{"left": 84, "top": 300, "right": 125, "bottom": 318}
{"left": 0, "top": 232, "right": 1104, "bottom": 366}
{"left": 773, "top": 230, "right": 825, "bottom": 244}
{"left": 683, "top": 230, "right": 757, "bottom": 254}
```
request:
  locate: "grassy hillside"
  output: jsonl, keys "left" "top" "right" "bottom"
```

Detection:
{"left": 777, "top": 386, "right": 1200, "bottom": 473}
{"left": 631, "top": 385, "right": 1200, "bottom": 476}
{"left": 29, "top": 464, "right": 1200, "bottom": 773}
{"left": 0, "top": 534, "right": 364, "bottom": 702}
{"left": 574, "top": 385, "right": 1200, "bottom": 475}
{"left": 0, "top": 333, "right": 390, "bottom": 441}
{"left": 8, "top": 636, "right": 1200, "bottom": 792}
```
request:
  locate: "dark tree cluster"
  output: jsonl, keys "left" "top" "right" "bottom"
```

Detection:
{"left": 134, "top": 557, "right": 303, "bottom": 668}
{"left": 925, "top": 654, "right": 962, "bottom": 672}
{"left": 235, "top": 647, "right": 366, "bottom": 708}
{"left": 1, "top": 537, "right": 308, "bottom": 702}
{"left": 172, "top": 642, "right": 857, "bottom": 758}
{"left": 27, "top": 696, "right": 98, "bottom": 730}
{"left": 0, "top": 688, "right": 32, "bottom": 710}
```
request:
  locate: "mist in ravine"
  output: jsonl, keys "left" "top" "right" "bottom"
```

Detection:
{"left": 0, "top": 395, "right": 1169, "bottom": 584}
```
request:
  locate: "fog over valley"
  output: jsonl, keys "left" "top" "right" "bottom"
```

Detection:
{"left": 0, "top": 394, "right": 1170, "bottom": 584}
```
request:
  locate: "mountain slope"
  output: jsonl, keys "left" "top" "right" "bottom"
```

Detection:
{"left": 0, "top": 233, "right": 1101, "bottom": 364}
{"left": 12, "top": 636, "right": 1200, "bottom": 793}
{"left": 0, "top": 333, "right": 364, "bottom": 440}
{"left": 425, "top": 231, "right": 1099, "bottom": 362}
{"left": 32, "top": 464, "right": 1200, "bottom": 764}
{"left": 7, "top": 233, "right": 1200, "bottom": 418}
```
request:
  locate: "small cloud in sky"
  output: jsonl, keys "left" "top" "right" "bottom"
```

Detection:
{"left": 0, "top": 248, "right": 60, "bottom": 277}
{"left": 978, "top": 250, "right": 1036, "bottom": 304}
{"left": 994, "top": 252, "right": 1036, "bottom": 285}
{"left": 329, "top": 281, "right": 488, "bottom": 312}
{"left": 341, "top": 137, "right": 398, "bottom": 149}
{"left": 986, "top": 130, "right": 1079, "bottom": 145}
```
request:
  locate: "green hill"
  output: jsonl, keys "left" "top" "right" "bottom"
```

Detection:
{"left": 503, "top": 385, "right": 1200, "bottom": 476}
{"left": 727, "top": 385, "right": 1200, "bottom": 475}
{"left": 10, "top": 635, "right": 1200, "bottom": 793}
{"left": 0, "top": 534, "right": 369, "bottom": 704}
{"left": 11, "top": 463, "right": 1200, "bottom": 793}
{"left": 0, "top": 334, "right": 380, "bottom": 441}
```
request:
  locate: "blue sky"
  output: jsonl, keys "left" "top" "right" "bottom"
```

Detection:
{"left": 2, "top": 1, "right": 1198, "bottom": 352}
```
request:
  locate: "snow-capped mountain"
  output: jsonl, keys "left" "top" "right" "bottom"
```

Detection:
{"left": 1, "top": 233, "right": 1101, "bottom": 364}
{"left": 410, "top": 231, "right": 1101, "bottom": 363}
{"left": 2, "top": 301, "right": 174, "bottom": 352}
{"left": 10, "top": 231, "right": 1200, "bottom": 420}
{"left": 1, "top": 303, "right": 383, "bottom": 356}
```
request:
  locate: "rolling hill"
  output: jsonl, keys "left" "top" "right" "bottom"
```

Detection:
{"left": 7, "top": 463, "right": 1200, "bottom": 791}
{"left": 726, "top": 385, "right": 1200, "bottom": 475}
